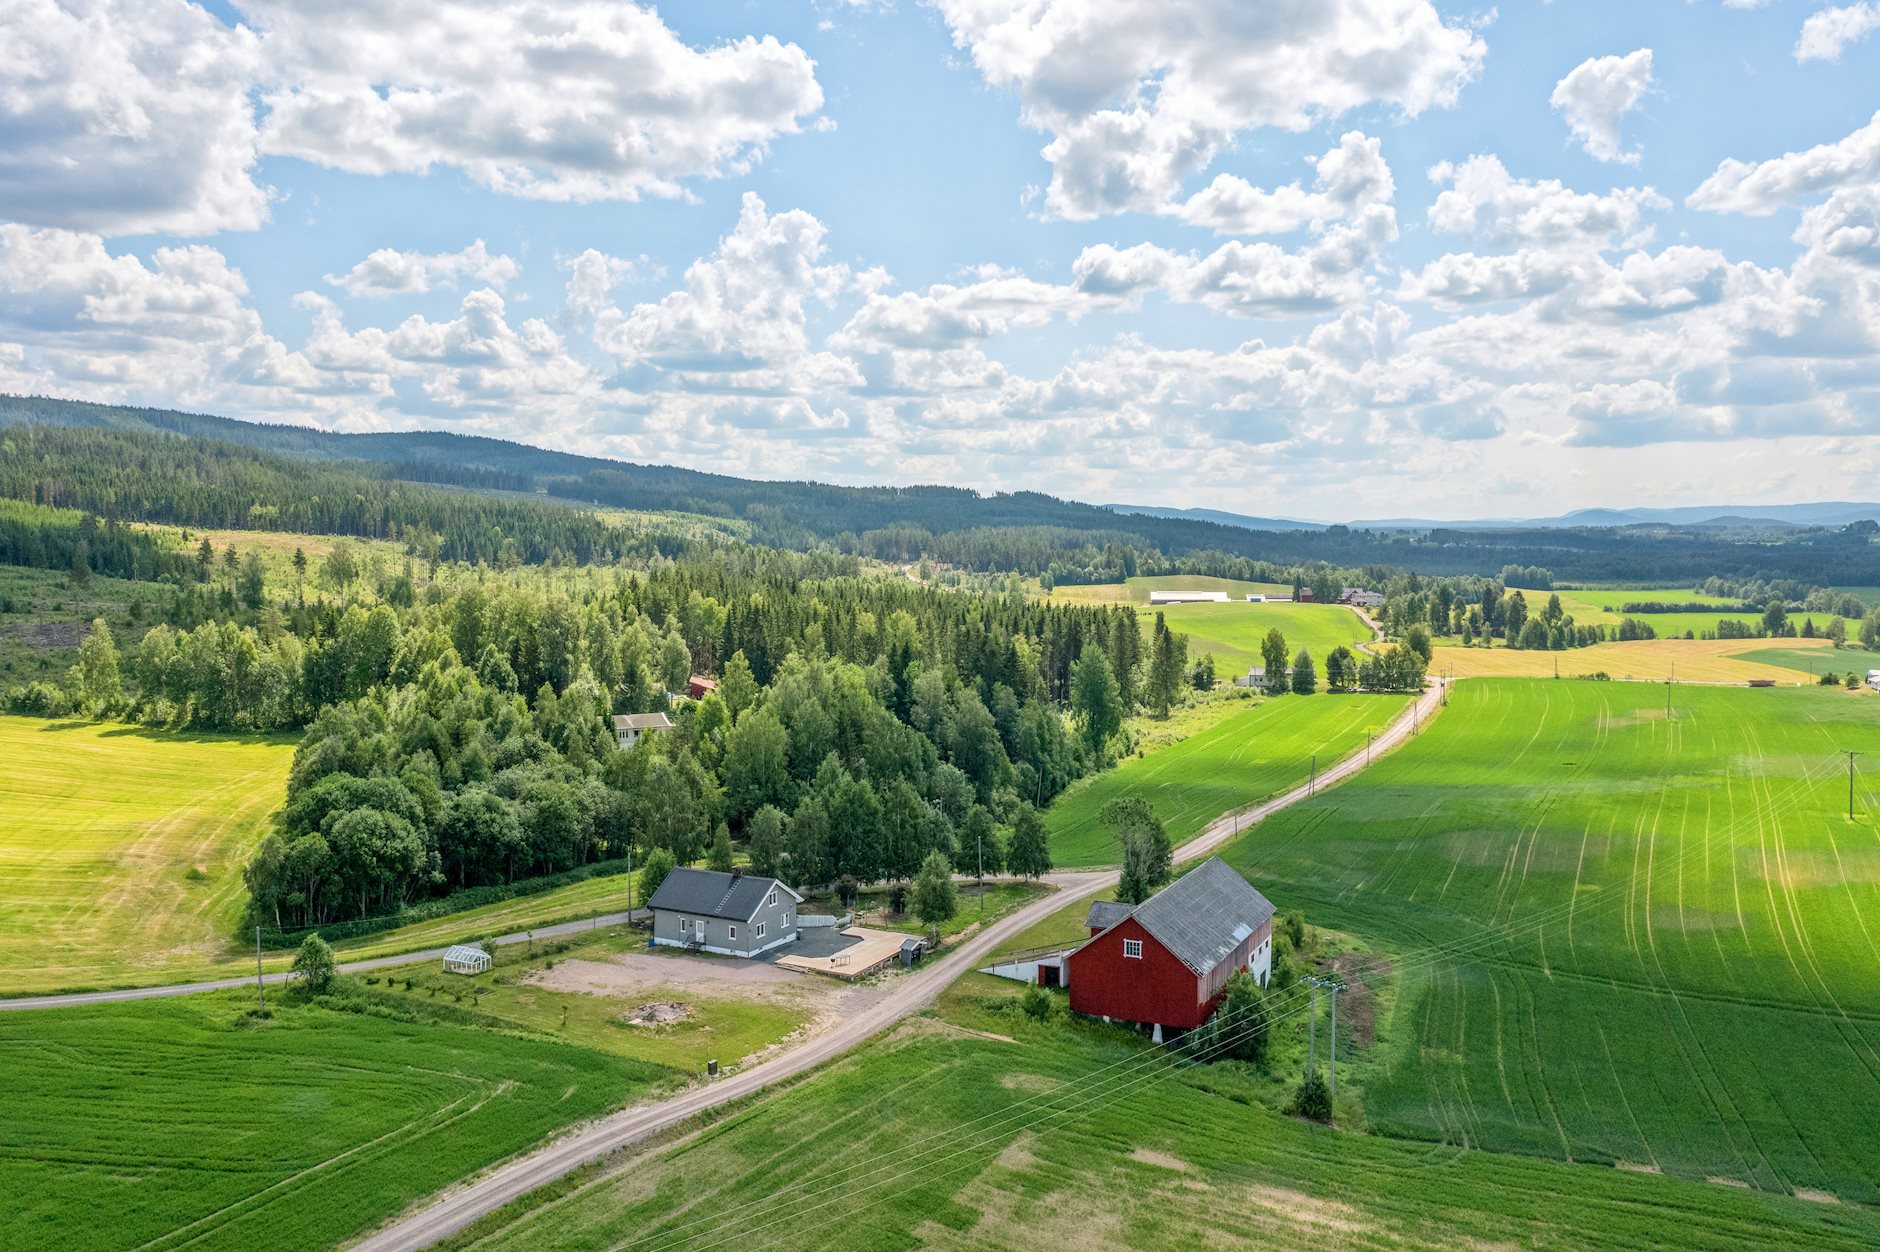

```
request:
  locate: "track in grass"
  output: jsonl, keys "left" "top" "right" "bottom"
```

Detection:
{"left": 1045, "top": 692, "right": 1411, "bottom": 867}
{"left": 0, "top": 990, "right": 668, "bottom": 1252}
{"left": 0, "top": 715, "right": 294, "bottom": 995}
{"left": 446, "top": 984, "right": 1880, "bottom": 1252}
{"left": 1224, "top": 679, "right": 1880, "bottom": 1200}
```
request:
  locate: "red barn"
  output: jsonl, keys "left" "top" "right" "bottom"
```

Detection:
{"left": 686, "top": 674, "right": 719, "bottom": 700}
{"left": 1066, "top": 857, "right": 1275, "bottom": 1041}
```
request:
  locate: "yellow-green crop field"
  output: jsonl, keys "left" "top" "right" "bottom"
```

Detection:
{"left": 0, "top": 715, "right": 294, "bottom": 994}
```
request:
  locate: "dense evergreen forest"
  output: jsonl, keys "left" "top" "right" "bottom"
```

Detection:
{"left": 7, "top": 394, "right": 1879, "bottom": 585}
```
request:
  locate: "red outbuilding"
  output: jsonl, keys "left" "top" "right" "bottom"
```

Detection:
{"left": 1065, "top": 857, "right": 1275, "bottom": 1041}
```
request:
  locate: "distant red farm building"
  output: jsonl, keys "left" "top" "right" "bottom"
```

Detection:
{"left": 687, "top": 674, "right": 719, "bottom": 700}
{"left": 1065, "top": 857, "right": 1275, "bottom": 1041}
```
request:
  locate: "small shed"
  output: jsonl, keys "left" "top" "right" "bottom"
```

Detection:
{"left": 899, "top": 937, "right": 927, "bottom": 967}
{"left": 443, "top": 944, "right": 491, "bottom": 975}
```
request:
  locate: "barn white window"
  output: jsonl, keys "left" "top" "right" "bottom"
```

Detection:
{"left": 1123, "top": 939, "right": 1143, "bottom": 959}
{"left": 678, "top": 918, "right": 690, "bottom": 934}
{"left": 728, "top": 924, "right": 738, "bottom": 941}
{"left": 757, "top": 921, "right": 767, "bottom": 938}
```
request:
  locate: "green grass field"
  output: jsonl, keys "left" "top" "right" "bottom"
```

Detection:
{"left": 1045, "top": 693, "right": 1411, "bottom": 866}
{"left": 443, "top": 981, "right": 1880, "bottom": 1252}
{"left": 1223, "top": 679, "right": 1880, "bottom": 1200}
{"left": 0, "top": 715, "right": 295, "bottom": 994}
{"left": 1544, "top": 586, "right": 1844, "bottom": 639}
{"left": 1146, "top": 600, "right": 1373, "bottom": 674}
{"left": 0, "top": 989, "right": 670, "bottom": 1252}
{"left": 1734, "top": 644, "right": 1880, "bottom": 678}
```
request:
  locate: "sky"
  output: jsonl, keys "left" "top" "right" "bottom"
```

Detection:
{"left": 2, "top": 1, "right": 1879, "bottom": 521}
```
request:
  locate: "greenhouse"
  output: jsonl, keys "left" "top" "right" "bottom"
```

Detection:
{"left": 442, "top": 944, "right": 491, "bottom": 975}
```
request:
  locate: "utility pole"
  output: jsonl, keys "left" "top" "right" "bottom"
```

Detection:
{"left": 1849, "top": 751, "right": 1860, "bottom": 820}
{"left": 1306, "top": 981, "right": 1318, "bottom": 1077}
{"left": 1327, "top": 978, "right": 1342, "bottom": 1113}
{"left": 255, "top": 925, "right": 265, "bottom": 1013}
{"left": 1367, "top": 732, "right": 1374, "bottom": 765}
{"left": 1309, "top": 753, "right": 1317, "bottom": 795}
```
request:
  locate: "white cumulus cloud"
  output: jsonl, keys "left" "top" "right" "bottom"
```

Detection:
{"left": 0, "top": 0, "right": 267, "bottom": 235}
{"left": 933, "top": 0, "right": 1483, "bottom": 219}
{"left": 1550, "top": 49, "right": 1653, "bottom": 165}
{"left": 1426, "top": 155, "right": 1667, "bottom": 248}
{"left": 1175, "top": 132, "right": 1395, "bottom": 236}
{"left": 1688, "top": 110, "right": 1880, "bottom": 214}
{"left": 324, "top": 240, "right": 519, "bottom": 297}
{"left": 1795, "top": 3, "right": 1880, "bottom": 61}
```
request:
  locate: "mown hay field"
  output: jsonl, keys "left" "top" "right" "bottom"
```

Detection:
{"left": 1431, "top": 637, "right": 1825, "bottom": 684}
{"left": 1146, "top": 600, "right": 1373, "bottom": 674}
{"left": 444, "top": 982, "right": 1880, "bottom": 1252}
{"left": 0, "top": 715, "right": 294, "bottom": 994}
{"left": 0, "top": 990, "right": 668, "bottom": 1251}
{"left": 1045, "top": 692, "right": 1411, "bottom": 866}
{"left": 1225, "top": 678, "right": 1880, "bottom": 1200}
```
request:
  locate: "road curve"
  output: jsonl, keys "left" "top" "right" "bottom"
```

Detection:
{"left": 0, "top": 911, "right": 642, "bottom": 1012}
{"left": 350, "top": 677, "right": 1447, "bottom": 1252}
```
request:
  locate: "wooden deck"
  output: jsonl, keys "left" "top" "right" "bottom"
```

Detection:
{"left": 774, "top": 927, "right": 906, "bottom": 979}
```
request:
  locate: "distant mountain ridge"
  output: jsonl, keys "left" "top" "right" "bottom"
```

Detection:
{"left": 1107, "top": 501, "right": 1880, "bottom": 532}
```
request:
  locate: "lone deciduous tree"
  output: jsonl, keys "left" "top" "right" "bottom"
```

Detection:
{"left": 910, "top": 849, "right": 958, "bottom": 943}
{"left": 293, "top": 933, "right": 336, "bottom": 994}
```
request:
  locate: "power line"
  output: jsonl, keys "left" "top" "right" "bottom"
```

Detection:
{"left": 630, "top": 747, "right": 1852, "bottom": 1252}
{"left": 636, "top": 738, "right": 1850, "bottom": 1250}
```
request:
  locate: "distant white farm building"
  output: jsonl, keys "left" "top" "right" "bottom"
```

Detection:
{"left": 1149, "top": 590, "right": 1230, "bottom": 605}
{"left": 1341, "top": 588, "right": 1385, "bottom": 609}
{"left": 613, "top": 711, "right": 673, "bottom": 749}
{"left": 443, "top": 944, "right": 490, "bottom": 975}
{"left": 1234, "top": 666, "right": 1273, "bottom": 690}
{"left": 1869, "top": 669, "right": 1880, "bottom": 693}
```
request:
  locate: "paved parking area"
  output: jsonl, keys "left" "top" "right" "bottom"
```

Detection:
{"left": 773, "top": 927, "right": 906, "bottom": 979}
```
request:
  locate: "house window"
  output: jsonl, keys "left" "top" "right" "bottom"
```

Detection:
{"left": 1123, "top": 939, "right": 1143, "bottom": 959}
{"left": 728, "top": 924, "right": 738, "bottom": 941}
{"left": 757, "top": 922, "right": 767, "bottom": 938}
{"left": 678, "top": 918, "right": 690, "bottom": 934}
{"left": 767, "top": 889, "right": 778, "bottom": 907}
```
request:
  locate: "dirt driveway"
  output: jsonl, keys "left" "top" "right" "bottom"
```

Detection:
{"left": 528, "top": 950, "right": 812, "bottom": 999}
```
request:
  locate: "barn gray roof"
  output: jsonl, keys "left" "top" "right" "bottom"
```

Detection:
{"left": 646, "top": 867, "right": 800, "bottom": 921}
{"left": 1084, "top": 900, "right": 1134, "bottom": 930}
{"left": 1102, "top": 856, "right": 1275, "bottom": 977}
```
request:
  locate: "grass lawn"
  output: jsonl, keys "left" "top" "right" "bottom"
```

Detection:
{"left": 0, "top": 715, "right": 295, "bottom": 995}
{"left": 1146, "top": 600, "right": 1373, "bottom": 674}
{"left": 1432, "top": 637, "right": 1821, "bottom": 683}
{"left": 1223, "top": 678, "right": 1880, "bottom": 1201}
{"left": 0, "top": 988, "right": 671, "bottom": 1252}
{"left": 371, "top": 929, "right": 813, "bottom": 1072}
{"left": 445, "top": 980, "right": 1880, "bottom": 1252}
{"left": 1045, "top": 692, "right": 1412, "bottom": 867}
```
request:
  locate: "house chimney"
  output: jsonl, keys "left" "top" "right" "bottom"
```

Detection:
{"left": 731, "top": 866, "right": 743, "bottom": 880}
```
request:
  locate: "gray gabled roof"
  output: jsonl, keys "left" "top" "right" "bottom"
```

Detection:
{"left": 1111, "top": 856, "right": 1275, "bottom": 978}
{"left": 1084, "top": 900, "right": 1134, "bottom": 931}
{"left": 614, "top": 712, "right": 673, "bottom": 732}
{"left": 646, "top": 866, "right": 801, "bottom": 922}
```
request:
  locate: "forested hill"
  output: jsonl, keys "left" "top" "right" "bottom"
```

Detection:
{"left": 6, "top": 393, "right": 1880, "bottom": 585}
